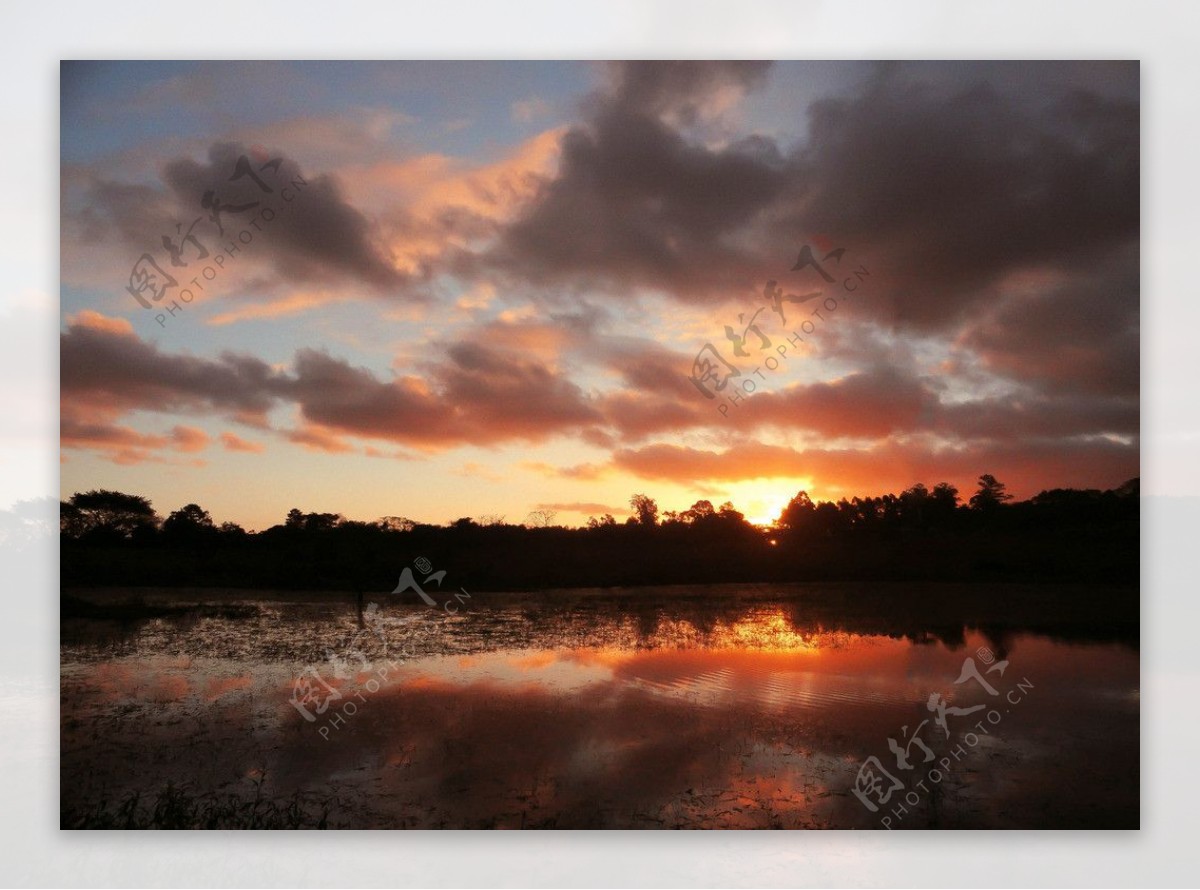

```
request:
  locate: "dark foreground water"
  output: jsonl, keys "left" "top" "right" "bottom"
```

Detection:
{"left": 60, "top": 583, "right": 1139, "bottom": 829}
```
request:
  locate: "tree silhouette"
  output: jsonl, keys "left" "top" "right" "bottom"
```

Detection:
{"left": 61, "top": 490, "right": 157, "bottom": 539}
{"left": 717, "top": 501, "right": 745, "bottom": 523}
{"left": 59, "top": 475, "right": 1139, "bottom": 589}
{"left": 776, "top": 491, "right": 815, "bottom": 530}
{"left": 629, "top": 494, "right": 659, "bottom": 527}
{"left": 164, "top": 503, "right": 214, "bottom": 529}
{"left": 681, "top": 500, "right": 715, "bottom": 524}
{"left": 927, "top": 482, "right": 960, "bottom": 525}
{"left": 969, "top": 474, "right": 1013, "bottom": 511}
{"left": 162, "top": 504, "right": 217, "bottom": 542}
{"left": 525, "top": 509, "right": 558, "bottom": 528}
{"left": 900, "top": 483, "right": 930, "bottom": 526}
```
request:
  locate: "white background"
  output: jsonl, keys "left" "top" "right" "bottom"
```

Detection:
{"left": 4, "top": 1, "right": 1198, "bottom": 886}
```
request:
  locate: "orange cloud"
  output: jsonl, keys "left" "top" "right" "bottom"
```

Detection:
{"left": 606, "top": 439, "right": 1138, "bottom": 502}
{"left": 535, "top": 502, "right": 625, "bottom": 517}
{"left": 61, "top": 408, "right": 210, "bottom": 467}
{"left": 285, "top": 424, "right": 354, "bottom": 454}
{"left": 220, "top": 431, "right": 265, "bottom": 453}
{"left": 67, "top": 309, "right": 135, "bottom": 336}
{"left": 170, "top": 425, "right": 209, "bottom": 453}
{"left": 207, "top": 291, "right": 346, "bottom": 326}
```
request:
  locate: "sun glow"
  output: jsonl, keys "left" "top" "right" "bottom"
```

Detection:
{"left": 731, "top": 478, "right": 816, "bottom": 527}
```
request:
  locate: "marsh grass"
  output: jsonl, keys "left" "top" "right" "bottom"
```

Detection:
{"left": 63, "top": 778, "right": 336, "bottom": 829}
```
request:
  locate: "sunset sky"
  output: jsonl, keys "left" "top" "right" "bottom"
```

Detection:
{"left": 59, "top": 60, "right": 1140, "bottom": 530}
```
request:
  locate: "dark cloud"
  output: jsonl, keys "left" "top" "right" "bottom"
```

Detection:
{"left": 283, "top": 343, "right": 603, "bottom": 447}
{"left": 589, "top": 337, "right": 1136, "bottom": 445}
{"left": 594, "top": 358, "right": 935, "bottom": 442}
{"left": 228, "top": 337, "right": 601, "bottom": 449}
{"left": 60, "top": 312, "right": 1137, "bottom": 473}
{"left": 74, "top": 141, "right": 406, "bottom": 292}
{"left": 60, "top": 314, "right": 604, "bottom": 454}
{"left": 605, "top": 60, "right": 772, "bottom": 125}
{"left": 60, "top": 316, "right": 278, "bottom": 419}
{"left": 486, "top": 63, "right": 791, "bottom": 298}
{"left": 937, "top": 393, "right": 1138, "bottom": 442}
{"left": 957, "top": 247, "right": 1140, "bottom": 398}
{"left": 474, "top": 60, "right": 1138, "bottom": 496}
{"left": 162, "top": 142, "right": 405, "bottom": 289}
{"left": 485, "top": 62, "right": 1137, "bottom": 323}
{"left": 437, "top": 342, "right": 603, "bottom": 433}
{"left": 791, "top": 75, "right": 1139, "bottom": 330}
{"left": 60, "top": 62, "right": 1140, "bottom": 499}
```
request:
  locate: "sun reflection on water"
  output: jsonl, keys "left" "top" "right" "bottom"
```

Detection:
{"left": 647, "top": 608, "right": 858, "bottom": 652}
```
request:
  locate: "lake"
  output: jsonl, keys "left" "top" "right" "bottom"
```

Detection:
{"left": 60, "top": 583, "right": 1139, "bottom": 829}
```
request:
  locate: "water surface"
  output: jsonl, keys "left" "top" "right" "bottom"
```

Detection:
{"left": 60, "top": 583, "right": 1139, "bottom": 828}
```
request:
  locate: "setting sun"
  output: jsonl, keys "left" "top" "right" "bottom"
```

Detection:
{"left": 733, "top": 480, "right": 815, "bottom": 527}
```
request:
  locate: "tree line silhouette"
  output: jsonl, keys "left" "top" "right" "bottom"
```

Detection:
{"left": 60, "top": 475, "right": 1139, "bottom": 591}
